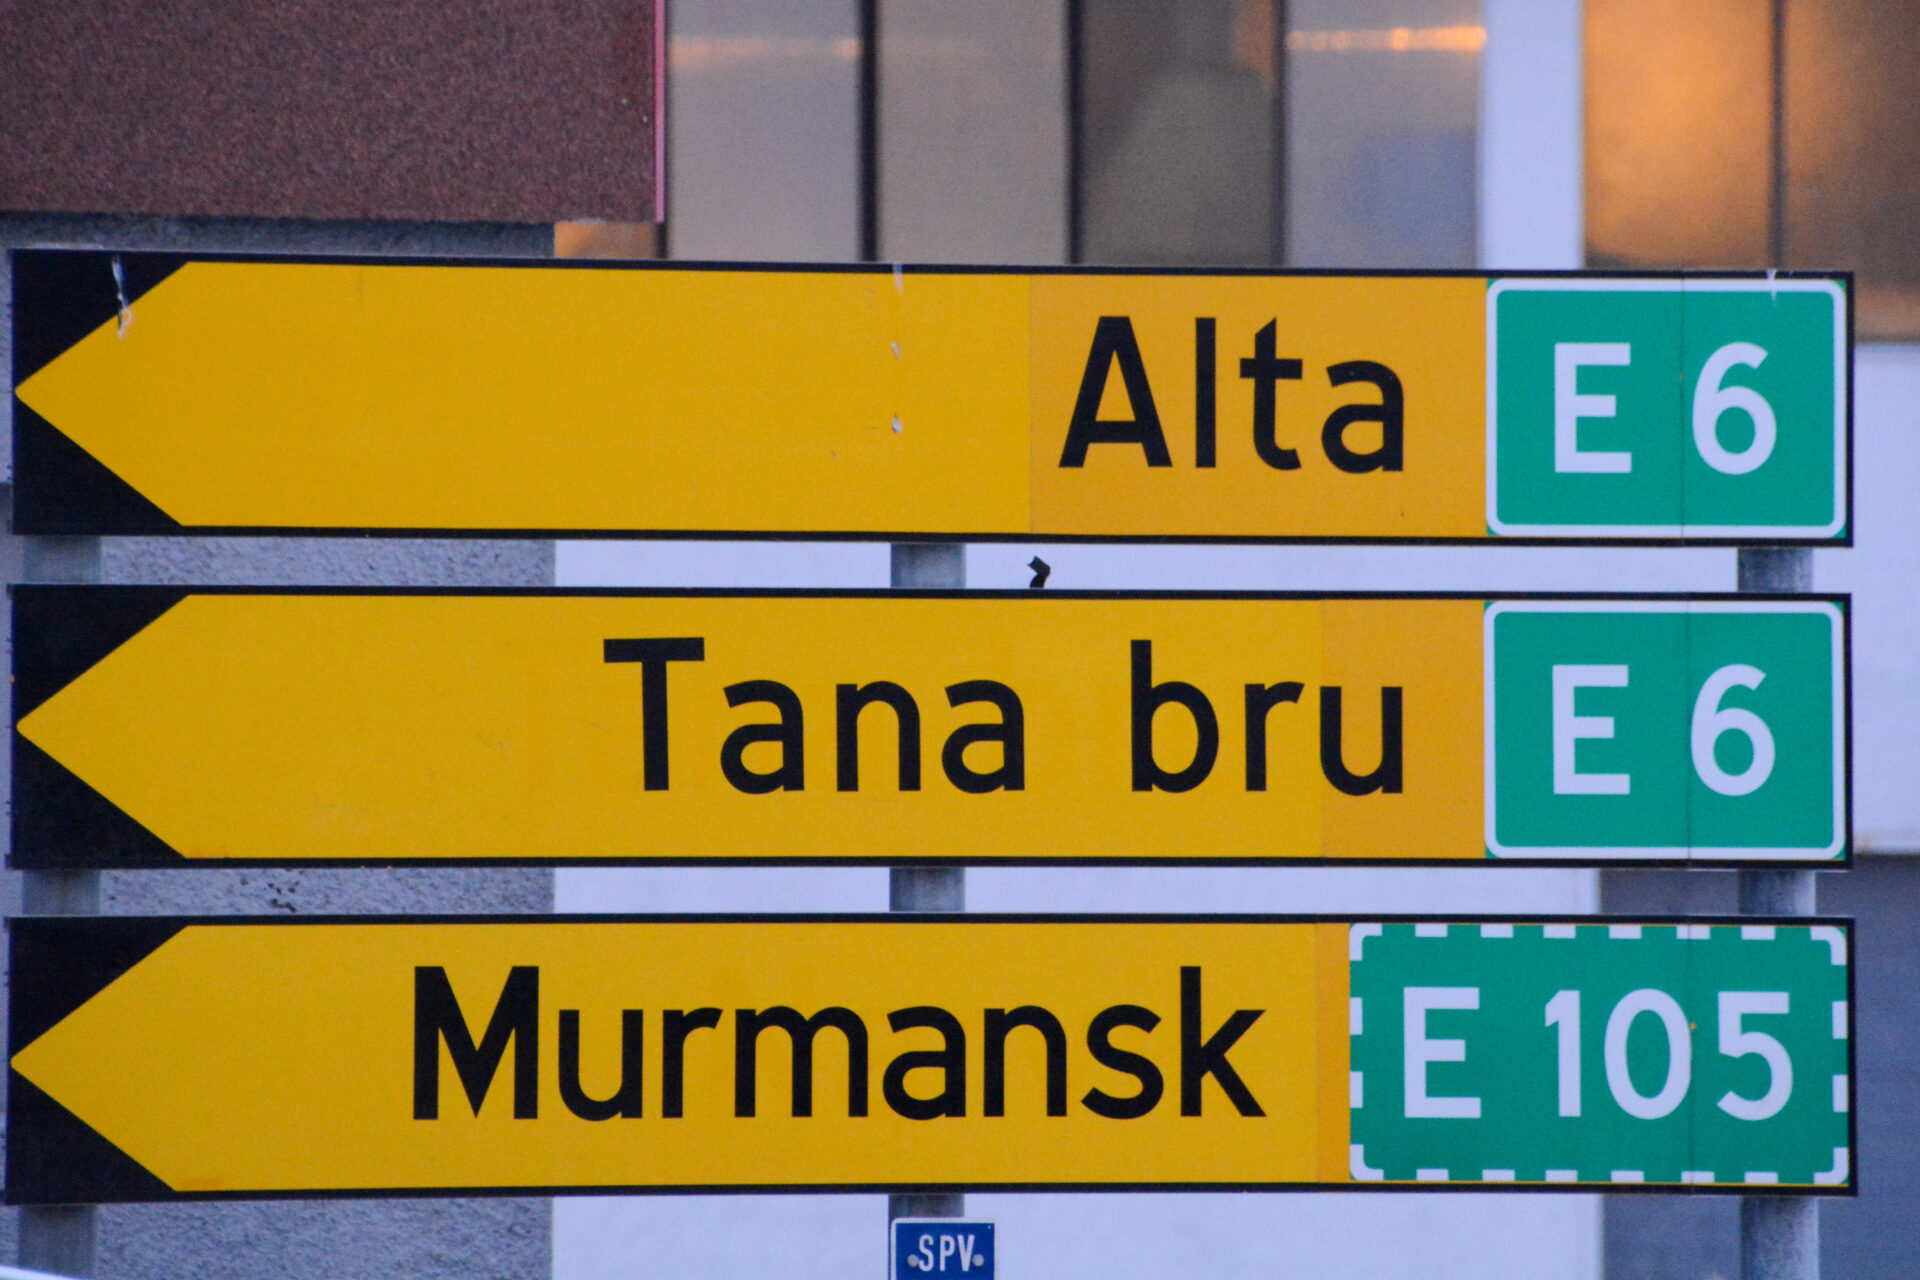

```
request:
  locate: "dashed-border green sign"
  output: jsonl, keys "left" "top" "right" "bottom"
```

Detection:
{"left": 1350, "top": 920, "right": 1852, "bottom": 1188}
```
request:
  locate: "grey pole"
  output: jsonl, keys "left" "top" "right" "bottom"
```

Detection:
{"left": 16, "top": 533, "right": 102, "bottom": 1278}
{"left": 887, "top": 543, "right": 965, "bottom": 1222}
{"left": 1739, "top": 3, "right": 1819, "bottom": 1268}
{"left": 1736, "top": 547, "right": 1818, "bottom": 1280}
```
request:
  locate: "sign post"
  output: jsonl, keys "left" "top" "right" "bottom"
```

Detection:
{"left": 1737, "top": 544, "right": 1821, "bottom": 1278}
{"left": 886, "top": 542, "right": 968, "bottom": 1230}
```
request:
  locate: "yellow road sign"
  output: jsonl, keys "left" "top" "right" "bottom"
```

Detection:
{"left": 15, "top": 587, "right": 1477, "bottom": 867}
{"left": 8, "top": 916, "right": 1350, "bottom": 1199}
{"left": 13, "top": 588, "right": 1847, "bottom": 868}
{"left": 14, "top": 253, "right": 1846, "bottom": 541}
{"left": 7, "top": 915, "right": 1853, "bottom": 1202}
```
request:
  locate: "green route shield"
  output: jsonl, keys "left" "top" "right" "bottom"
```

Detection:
{"left": 1488, "top": 278, "right": 1847, "bottom": 540}
{"left": 1485, "top": 599, "right": 1846, "bottom": 862}
{"left": 1348, "top": 921, "right": 1852, "bottom": 1189}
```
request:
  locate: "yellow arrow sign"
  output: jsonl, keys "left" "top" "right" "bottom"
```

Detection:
{"left": 18, "top": 255, "right": 1850, "bottom": 541}
{"left": 8, "top": 916, "right": 1352, "bottom": 1198}
{"left": 14, "top": 252, "right": 1494, "bottom": 538}
{"left": 16, "top": 589, "right": 1849, "bottom": 868}
{"left": 13, "top": 588, "right": 1486, "bottom": 867}
{"left": 9, "top": 916, "right": 1854, "bottom": 1201}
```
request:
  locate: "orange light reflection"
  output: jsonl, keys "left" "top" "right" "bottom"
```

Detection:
{"left": 1288, "top": 24, "right": 1486, "bottom": 54}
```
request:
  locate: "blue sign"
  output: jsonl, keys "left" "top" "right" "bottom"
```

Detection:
{"left": 892, "top": 1219, "right": 994, "bottom": 1279}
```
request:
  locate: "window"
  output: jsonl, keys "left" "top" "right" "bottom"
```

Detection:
{"left": 1074, "top": 0, "right": 1484, "bottom": 269}
{"left": 1587, "top": 0, "right": 1920, "bottom": 338}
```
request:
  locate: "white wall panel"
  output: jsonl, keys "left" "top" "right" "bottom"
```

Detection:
{"left": 1817, "top": 345, "right": 1920, "bottom": 850}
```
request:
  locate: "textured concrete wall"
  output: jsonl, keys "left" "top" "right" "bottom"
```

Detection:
{"left": 4, "top": 216, "right": 555, "bottom": 1278}
{"left": 0, "top": 2, "right": 656, "bottom": 223}
{"left": 99, "top": 536, "right": 553, "bottom": 590}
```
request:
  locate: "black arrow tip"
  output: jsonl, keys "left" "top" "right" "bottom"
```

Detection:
{"left": 1027, "top": 556, "right": 1051, "bottom": 589}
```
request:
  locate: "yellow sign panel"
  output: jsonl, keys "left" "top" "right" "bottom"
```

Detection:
{"left": 10, "top": 916, "right": 1854, "bottom": 1201}
{"left": 15, "top": 590, "right": 1483, "bottom": 866}
{"left": 15, "top": 255, "right": 1485, "bottom": 537}
{"left": 1029, "top": 274, "right": 1483, "bottom": 537}
{"left": 10, "top": 918, "right": 1352, "bottom": 1196}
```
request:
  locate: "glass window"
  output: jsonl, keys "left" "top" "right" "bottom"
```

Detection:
{"left": 1586, "top": 0, "right": 1920, "bottom": 338}
{"left": 1585, "top": 0, "right": 1773, "bottom": 271}
{"left": 1077, "top": 0, "right": 1284, "bottom": 266}
{"left": 878, "top": 0, "right": 1070, "bottom": 264}
{"left": 1786, "top": 0, "right": 1920, "bottom": 337}
{"left": 1075, "top": 0, "right": 1483, "bottom": 269}
{"left": 1286, "top": 0, "right": 1483, "bottom": 268}
{"left": 667, "top": 0, "right": 861, "bottom": 261}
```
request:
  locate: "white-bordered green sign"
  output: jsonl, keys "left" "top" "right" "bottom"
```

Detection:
{"left": 1487, "top": 278, "right": 1847, "bottom": 540}
{"left": 1485, "top": 599, "right": 1846, "bottom": 861}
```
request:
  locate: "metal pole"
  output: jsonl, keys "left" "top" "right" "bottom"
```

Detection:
{"left": 1741, "top": 5, "right": 1817, "bottom": 1265}
{"left": 16, "top": 533, "right": 101, "bottom": 1278}
{"left": 1736, "top": 546, "right": 1818, "bottom": 1280}
{"left": 887, "top": 543, "right": 965, "bottom": 1223}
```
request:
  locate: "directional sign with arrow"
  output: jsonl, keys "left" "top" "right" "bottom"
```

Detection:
{"left": 10, "top": 588, "right": 1848, "bottom": 868}
{"left": 9, "top": 252, "right": 1850, "bottom": 543}
{"left": 5, "top": 914, "right": 1853, "bottom": 1202}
